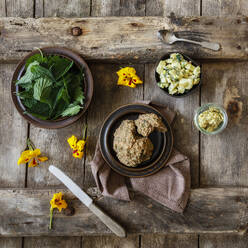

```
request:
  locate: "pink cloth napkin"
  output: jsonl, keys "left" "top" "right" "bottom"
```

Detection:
{"left": 90, "top": 102, "right": 190, "bottom": 213}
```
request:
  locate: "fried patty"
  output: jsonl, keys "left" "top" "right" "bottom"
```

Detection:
{"left": 135, "top": 113, "right": 167, "bottom": 137}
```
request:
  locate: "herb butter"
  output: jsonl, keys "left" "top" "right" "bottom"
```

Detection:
{"left": 198, "top": 107, "right": 224, "bottom": 132}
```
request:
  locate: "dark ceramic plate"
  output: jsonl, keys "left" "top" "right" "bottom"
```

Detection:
{"left": 11, "top": 47, "right": 94, "bottom": 129}
{"left": 99, "top": 103, "right": 173, "bottom": 177}
{"left": 155, "top": 52, "right": 202, "bottom": 98}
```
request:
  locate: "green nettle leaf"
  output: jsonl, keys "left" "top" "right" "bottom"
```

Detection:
{"left": 17, "top": 89, "right": 34, "bottom": 99}
{"left": 17, "top": 53, "right": 85, "bottom": 121}
{"left": 31, "top": 65, "right": 55, "bottom": 82}
{"left": 61, "top": 104, "right": 81, "bottom": 117}
{"left": 22, "top": 98, "right": 38, "bottom": 109}
{"left": 72, "top": 86, "right": 85, "bottom": 105}
{"left": 33, "top": 77, "right": 53, "bottom": 101}
{"left": 25, "top": 54, "right": 48, "bottom": 69}
{"left": 48, "top": 55, "right": 74, "bottom": 80}
{"left": 16, "top": 61, "right": 40, "bottom": 86}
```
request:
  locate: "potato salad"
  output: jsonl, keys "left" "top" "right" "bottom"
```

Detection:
{"left": 156, "top": 53, "right": 201, "bottom": 95}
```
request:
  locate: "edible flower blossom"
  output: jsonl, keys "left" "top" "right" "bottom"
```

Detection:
{"left": 17, "top": 139, "right": 48, "bottom": 167}
{"left": 67, "top": 125, "right": 87, "bottom": 159}
{"left": 49, "top": 192, "right": 67, "bottom": 229}
{"left": 117, "top": 67, "right": 143, "bottom": 88}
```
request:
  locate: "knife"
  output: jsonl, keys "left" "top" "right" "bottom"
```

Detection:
{"left": 49, "top": 165, "right": 126, "bottom": 237}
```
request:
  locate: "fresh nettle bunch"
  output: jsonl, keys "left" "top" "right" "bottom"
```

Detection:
{"left": 16, "top": 49, "right": 85, "bottom": 120}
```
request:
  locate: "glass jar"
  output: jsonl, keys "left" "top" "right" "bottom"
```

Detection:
{"left": 194, "top": 103, "right": 228, "bottom": 135}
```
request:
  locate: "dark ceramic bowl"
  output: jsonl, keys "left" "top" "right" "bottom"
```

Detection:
{"left": 99, "top": 103, "right": 173, "bottom": 177}
{"left": 155, "top": 52, "right": 202, "bottom": 98}
{"left": 11, "top": 47, "right": 93, "bottom": 129}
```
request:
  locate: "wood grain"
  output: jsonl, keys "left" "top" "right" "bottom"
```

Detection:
{"left": 1, "top": 16, "right": 248, "bottom": 62}
{"left": 0, "top": 64, "right": 27, "bottom": 187}
{"left": 24, "top": 237, "right": 81, "bottom": 248}
{"left": 0, "top": 238, "right": 22, "bottom": 248}
{"left": 91, "top": 0, "right": 120, "bottom": 16}
{"left": 202, "top": 0, "right": 248, "bottom": 16}
{"left": 42, "top": 0, "right": 90, "bottom": 17}
{"left": 0, "top": 187, "right": 248, "bottom": 236}
{"left": 82, "top": 235, "right": 139, "bottom": 248}
{"left": 200, "top": 62, "right": 248, "bottom": 186}
{"left": 120, "top": 0, "right": 146, "bottom": 16}
{"left": 199, "top": 234, "right": 248, "bottom": 248}
{"left": 6, "top": 0, "right": 34, "bottom": 18}
{"left": 141, "top": 234, "right": 198, "bottom": 248}
{"left": 146, "top": 0, "right": 200, "bottom": 16}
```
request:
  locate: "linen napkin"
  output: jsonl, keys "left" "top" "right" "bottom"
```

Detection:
{"left": 90, "top": 102, "right": 190, "bottom": 213}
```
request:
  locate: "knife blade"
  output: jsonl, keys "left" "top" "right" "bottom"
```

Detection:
{"left": 49, "top": 165, "right": 126, "bottom": 237}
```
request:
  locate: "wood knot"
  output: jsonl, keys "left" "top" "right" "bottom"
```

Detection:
{"left": 130, "top": 22, "right": 144, "bottom": 28}
{"left": 227, "top": 100, "right": 239, "bottom": 115}
{"left": 71, "top": 27, "right": 82, "bottom": 36}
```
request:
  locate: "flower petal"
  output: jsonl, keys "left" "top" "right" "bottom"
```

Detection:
{"left": 28, "top": 158, "right": 38, "bottom": 167}
{"left": 76, "top": 140, "right": 86, "bottom": 152}
{"left": 31, "top": 149, "right": 41, "bottom": 157}
{"left": 17, "top": 150, "right": 33, "bottom": 165}
{"left": 73, "top": 151, "right": 84, "bottom": 159}
{"left": 37, "top": 156, "right": 48, "bottom": 162}
{"left": 67, "top": 135, "right": 78, "bottom": 150}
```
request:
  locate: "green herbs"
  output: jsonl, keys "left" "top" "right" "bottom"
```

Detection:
{"left": 16, "top": 51, "right": 85, "bottom": 120}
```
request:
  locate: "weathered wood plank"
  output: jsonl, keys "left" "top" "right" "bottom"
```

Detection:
{"left": 91, "top": 0, "right": 120, "bottom": 16}
{"left": 0, "top": 0, "right": 6, "bottom": 17}
{"left": 200, "top": 62, "right": 248, "bottom": 186}
{"left": 202, "top": 0, "right": 248, "bottom": 16}
{"left": 146, "top": 0, "right": 200, "bottom": 16}
{"left": 0, "top": 187, "right": 247, "bottom": 236}
{"left": 42, "top": 0, "right": 90, "bottom": 17}
{"left": 82, "top": 235, "right": 139, "bottom": 247}
{"left": 24, "top": 237, "right": 81, "bottom": 248}
{"left": 1, "top": 16, "right": 248, "bottom": 62}
{"left": 84, "top": 63, "right": 144, "bottom": 186}
{"left": 141, "top": 234, "right": 198, "bottom": 248}
{"left": 6, "top": 0, "right": 34, "bottom": 18}
{"left": 120, "top": 0, "right": 145, "bottom": 16}
{"left": 0, "top": 238, "right": 22, "bottom": 248}
{"left": 0, "top": 64, "right": 27, "bottom": 187}
{"left": 199, "top": 234, "right": 248, "bottom": 248}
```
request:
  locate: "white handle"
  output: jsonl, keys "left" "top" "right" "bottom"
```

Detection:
{"left": 88, "top": 202, "right": 126, "bottom": 237}
{"left": 178, "top": 38, "right": 220, "bottom": 51}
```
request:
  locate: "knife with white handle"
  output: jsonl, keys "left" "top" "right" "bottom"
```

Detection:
{"left": 49, "top": 165, "right": 126, "bottom": 237}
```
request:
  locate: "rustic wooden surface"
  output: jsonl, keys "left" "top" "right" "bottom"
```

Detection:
{"left": 0, "top": 0, "right": 248, "bottom": 247}
{"left": 1, "top": 187, "right": 248, "bottom": 236}
{"left": 1, "top": 16, "right": 248, "bottom": 62}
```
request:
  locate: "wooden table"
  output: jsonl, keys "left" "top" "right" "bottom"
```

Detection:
{"left": 0, "top": 0, "right": 248, "bottom": 247}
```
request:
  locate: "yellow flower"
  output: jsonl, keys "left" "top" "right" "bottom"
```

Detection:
{"left": 73, "top": 150, "right": 84, "bottom": 159}
{"left": 18, "top": 148, "right": 48, "bottom": 167}
{"left": 67, "top": 126, "right": 87, "bottom": 159}
{"left": 117, "top": 67, "right": 143, "bottom": 88}
{"left": 76, "top": 140, "right": 86, "bottom": 152}
{"left": 50, "top": 192, "right": 68, "bottom": 212}
{"left": 67, "top": 135, "right": 78, "bottom": 150}
{"left": 49, "top": 192, "right": 68, "bottom": 230}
